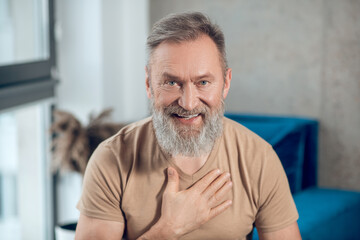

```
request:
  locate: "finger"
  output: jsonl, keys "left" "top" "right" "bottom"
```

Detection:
{"left": 164, "top": 167, "right": 179, "bottom": 194}
{"left": 202, "top": 172, "right": 230, "bottom": 199}
{"left": 208, "top": 200, "right": 232, "bottom": 220}
{"left": 208, "top": 180, "right": 232, "bottom": 208}
{"left": 192, "top": 169, "right": 221, "bottom": 193}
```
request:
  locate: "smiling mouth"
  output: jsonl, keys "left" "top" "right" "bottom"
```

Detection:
{"left": 173, "top": 113, "right": 200, "bottom": 120}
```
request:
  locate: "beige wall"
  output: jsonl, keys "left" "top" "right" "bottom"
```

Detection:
{"left": 149, "top": 0, "right": 360, "bottom": 191}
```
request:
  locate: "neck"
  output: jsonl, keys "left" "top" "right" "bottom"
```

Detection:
{"left": 172, "top": 153, "right": 210, "bottom": 175}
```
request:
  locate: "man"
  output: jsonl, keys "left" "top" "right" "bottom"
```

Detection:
{"left": 75, "top": 12, "right": 301, "bottom": 240}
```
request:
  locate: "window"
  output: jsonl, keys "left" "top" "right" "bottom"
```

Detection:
{"left": 0, "top": 0, "right": 56, "bottom": 111}
{"left": 0, "top": 0, "right": 49, "bottom": 66}
{"left": 0, "top": 0, "right": 56, "bottom": 239}
{"left": 0, "top": 101, "right": 53, "bottom": 240}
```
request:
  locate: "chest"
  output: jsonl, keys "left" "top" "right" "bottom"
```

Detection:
{"left": 121, "top": 170, "right": 256, "bottom": 240}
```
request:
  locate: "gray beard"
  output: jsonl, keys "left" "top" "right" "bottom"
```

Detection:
{"left": 151, "top": 100, "right": 224, "bottom": 157}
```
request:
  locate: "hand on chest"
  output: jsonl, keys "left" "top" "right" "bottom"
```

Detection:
{"left": 121, "top": 167, "right": 255, "bottom": 240}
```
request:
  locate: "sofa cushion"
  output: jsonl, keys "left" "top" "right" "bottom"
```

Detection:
{"left": 252, "top": 187, "right": 360, "bottom": 240}
{"left": 294, "top": 187, "right": 360, "bottom": 240}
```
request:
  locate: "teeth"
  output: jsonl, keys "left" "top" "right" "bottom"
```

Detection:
{"left": 178, "top": 114, "right": 199, "bottom": 119}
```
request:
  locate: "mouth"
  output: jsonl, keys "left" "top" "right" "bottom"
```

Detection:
{"left": 172, "top": 113, "right": 202, "bottom": 125}
{"left": 174, "top": 113, "right": 200, "bottom": 120}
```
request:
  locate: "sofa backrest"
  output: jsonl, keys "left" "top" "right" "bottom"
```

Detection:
{"left": 225, "top": 113, "right": 319, "bottom": 194}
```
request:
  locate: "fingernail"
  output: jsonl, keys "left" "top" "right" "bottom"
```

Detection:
{"left": 168, "top": 168, "right": 174, "bottom": 176}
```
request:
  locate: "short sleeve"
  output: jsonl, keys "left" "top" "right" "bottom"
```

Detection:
{"left": 76, "top": 141, "right": 124, "bottom": 223}
{"left": 254, "top": 144, "right": 299, "bottom": 232}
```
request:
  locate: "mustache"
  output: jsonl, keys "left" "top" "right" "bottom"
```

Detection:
{"left": 163, "top": 104, "right": 209, "bottom": 116}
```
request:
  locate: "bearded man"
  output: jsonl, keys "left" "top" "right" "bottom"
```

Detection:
{"left": 75, "top": 12, "right": 301, "bottom": 240}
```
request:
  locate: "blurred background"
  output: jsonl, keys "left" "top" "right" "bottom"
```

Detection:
{"left": 0, "top": 0, "right": 359, "bottom": 239}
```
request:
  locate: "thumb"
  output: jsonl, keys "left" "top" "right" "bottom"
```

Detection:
{"left": 165, "top": 167, "right": 179, "bottom": 193}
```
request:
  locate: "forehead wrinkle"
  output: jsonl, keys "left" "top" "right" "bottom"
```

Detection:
{"left": 156, "top": 54, "right": 217, "bottom": 81}
{"left": 149, "top": 37, "right": 222, "bottom": 82}
{"left": 153, "top": 61, "right": 183, "bottom": 80}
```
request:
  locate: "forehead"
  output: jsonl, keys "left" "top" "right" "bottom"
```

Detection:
{"left": 150, "top": 35, "right": 223, "bottom": 78}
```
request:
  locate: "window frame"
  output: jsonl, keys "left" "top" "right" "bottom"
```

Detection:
{"left": 0, "top": 0, "right": 57, "bottom": 111}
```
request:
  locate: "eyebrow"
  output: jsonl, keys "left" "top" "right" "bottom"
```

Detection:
{"left": 161, "top": 72, "right": 182, "bottom": 82}
{"left": 161, "top": 72, "right": 215, "bottom": 82}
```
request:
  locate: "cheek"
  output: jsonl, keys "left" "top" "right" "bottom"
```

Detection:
{"left": 154, "top": 89, "right": 179, "bottom": 106}
{"left": 199, "top": 88, "right": 223, "bottom": 107}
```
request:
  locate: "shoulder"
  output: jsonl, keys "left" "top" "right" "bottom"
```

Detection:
{"left": 87, "top": 117, "right": 155, "bottom": 171}
{"left": 222, "top": 117, "right": 272, "bottom": 152}
{"left": 84, "top": 117, "right": 155, "bottom": 192}
{"left": 117, "top": 117, "right": 154, "bottom": 136}
{"left": 99, "top": 117, "right": 154, "bottom": 152}
{"left": 222, "top": 117, "right": 278, "bottom": 187}
{"left": 105, "top": 117, "right": 153, "bottom": 142}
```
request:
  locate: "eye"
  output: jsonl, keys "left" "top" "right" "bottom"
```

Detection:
{"left": 167, "top": 81, "right": 176, "bottom": 86}
{"left": 199, "top": 80, "right": 209, "bottom": 86}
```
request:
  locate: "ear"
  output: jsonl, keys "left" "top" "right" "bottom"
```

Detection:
{"left": 145, "top": 66, "right": 152, "bottom": 99}
{"left": 222, "top": 68, "right": 232, "bottom": 99}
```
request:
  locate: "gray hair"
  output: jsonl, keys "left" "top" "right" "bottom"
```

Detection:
{"left": 147, "top": 12, "right": 228, "bottom": 74}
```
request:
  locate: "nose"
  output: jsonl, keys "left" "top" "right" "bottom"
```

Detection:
{"left": 178, "top": 83, "right": 199, "bottom": 111}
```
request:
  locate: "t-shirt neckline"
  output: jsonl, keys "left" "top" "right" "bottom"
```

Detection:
{"left": 156, "top": 128, "right": 223, "bottom": 184}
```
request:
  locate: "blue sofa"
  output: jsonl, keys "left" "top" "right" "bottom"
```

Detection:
{"left": 225, "top": 113, "right": 360, "bottom": 240}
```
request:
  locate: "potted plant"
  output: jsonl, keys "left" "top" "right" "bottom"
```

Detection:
{"left": 50, "top": 109, "right": 126, "bottom": 239}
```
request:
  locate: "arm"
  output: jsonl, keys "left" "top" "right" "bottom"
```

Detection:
{"left": 138, "top": 167, "right": 233, "bottom": 240}
{"left": 254, "top": 145, "right": 300, "bottom": 239}
{"left": 258, "top": 221, "right": 302, "bottom": 240}
{"left": 75, "top": 214, "right": 124, "bottom": 240}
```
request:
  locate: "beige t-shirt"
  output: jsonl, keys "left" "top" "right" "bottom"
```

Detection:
{"left": 77, "top": 117, "right": 298, "bottom": 240}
